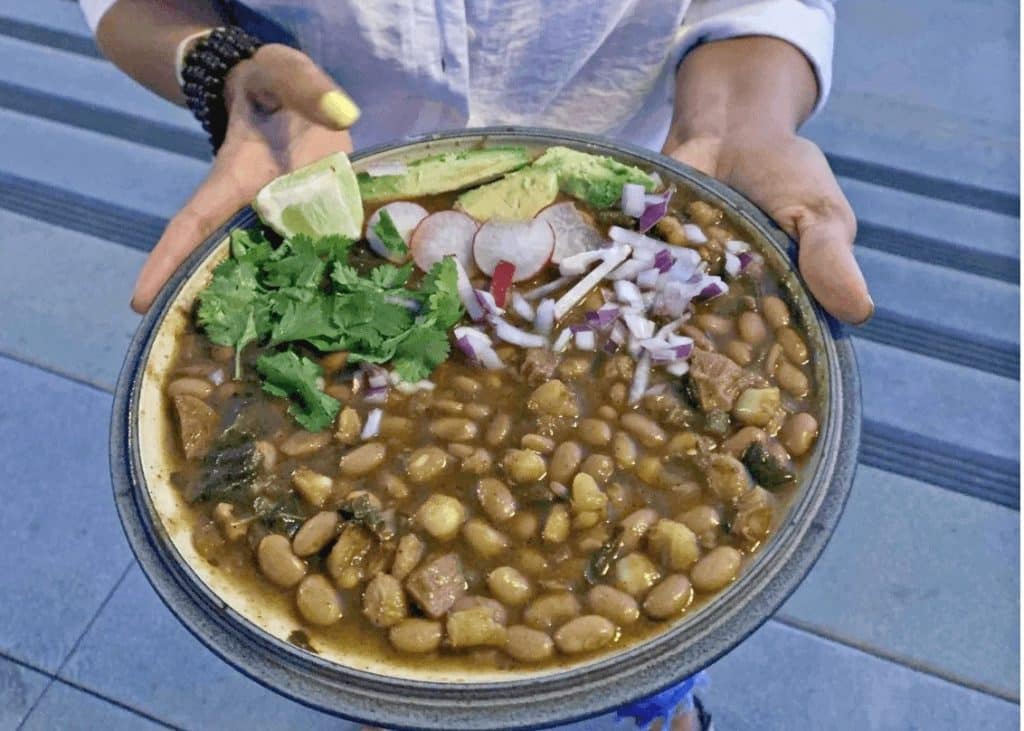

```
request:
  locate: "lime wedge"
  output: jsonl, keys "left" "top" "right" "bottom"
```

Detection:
{"left": 253, "top": 152, "right": 363, "bottom": 240}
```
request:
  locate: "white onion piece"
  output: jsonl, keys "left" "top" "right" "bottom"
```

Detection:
{"left": 552, "top": 328, "right": 573, "bottom": 352}
{"left": 510, "top": 292, "right": 535, "bottom": 321}
{"left": 628, "top": 352, "right": 652, "bottom": 405}
{"left": 666, "top": 361, "right": 690, "bottom": 377}
{"left": 366, "top": 370, "right": 389, "bottom": 389}
{"left": 361, "top": 408, "right": 383, "bottom": 439}
{"left": 553, "top": 245, "right": 632, "bottom": 320}
{"left": 454, "top": 259, "right": 485, "bottom": 321}
{"left": 609, "top": 226, "right": 665, "bottom": 253}
{"left": 620, "top": 183, "right": 647, "bottom": 217}
{"left": 725, "top": 239, "right": 750, "bottom": 255}
{"left": 395, "top": 379, "right": 436, "bottom": 394}
{"left": 523, "top": 275, "right": 574, "bottom": 301}
{"left": 559, "top": 249, "right": 608, "bottom": 276}
{"left": 724, "top": 253, "right": 742, "bottom": 278}
{"left": 364, "top": 387, "right": 388, "bottom": 404}
{"left": 208, "top": 368, "right": 225, "bottom": 386}
{"left": 613, "top": 280, "right": 643, "bottom": 308}
{"left": 535, "top": 298, "right": 556, "bottom": 335}
{"left": 645, "top": 383, "right": 668, "bottom": 397}
{"left": 454, "top": 325, "right": 493, "bottom": 348}
{"left": 656, "top": 316, "right": 690, "bottom": 338}
{"left": 623, "top": 313, "right": 655, "bottom": 339}
{"left": 575, "top": 330, "right": 596, "bottom": 351}
{"left": 474, "top": 289, "right": 505, "bottom": 317}
{"left": 363, "top": 160, "right": 408, "bottom": 177}
{"left": 492, "top": 316, "right": 549, "bottom": 349}
{"left": 636, "top": 268, "right": 660, "bottom": 290}
{"left": 683, "top": 223, "right": 708, "bottom": 244}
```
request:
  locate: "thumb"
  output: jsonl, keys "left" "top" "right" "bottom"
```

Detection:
{"left": 236, "top": 44, "right": 360, "bottom": 130}
{"left": 794, "top": 213, "right": 874, "bottom": 325}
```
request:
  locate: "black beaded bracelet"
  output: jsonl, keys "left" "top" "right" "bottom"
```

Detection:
{"left": 181, "top": 27, "right": 263, "bottom": 153}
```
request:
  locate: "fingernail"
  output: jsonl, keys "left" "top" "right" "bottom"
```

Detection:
{"left": 853, "top": 294, "right": 875, "bottom": 326}
{"left": 319, "top": 90, "right": 360, "bottom": 128}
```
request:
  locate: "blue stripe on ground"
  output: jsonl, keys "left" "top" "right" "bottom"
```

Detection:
{"left": 0, "top": 16, "right": 100, "bottom": 59}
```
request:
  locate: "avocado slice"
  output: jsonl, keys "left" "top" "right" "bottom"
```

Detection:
{"left": 533, "top": 146, "right": 656, "bottom": 208}
{"left": 455, "top": 167, "right": 559, "bottom": 221}
{"left": 358, "top": 146, "right": 530, "bottom": 202}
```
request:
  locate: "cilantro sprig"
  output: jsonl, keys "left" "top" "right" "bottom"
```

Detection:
{"left": 195, "top": 227, "right": 465, "bottom": 431}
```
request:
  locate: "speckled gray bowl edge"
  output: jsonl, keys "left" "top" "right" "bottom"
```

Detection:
{"left": 110, "top": 127, "right": 861, "bottom": 730}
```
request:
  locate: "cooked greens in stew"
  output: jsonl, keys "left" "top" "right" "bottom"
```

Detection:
{"left": 165, "top": 145, "right": 820, "bottom": 671}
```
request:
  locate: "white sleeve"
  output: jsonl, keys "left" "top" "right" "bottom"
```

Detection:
{"left": 680, "top": 0, "right": 837, "bottom": 116}
{"left": 79, "top": 0, "right": 118, "bottom": 32}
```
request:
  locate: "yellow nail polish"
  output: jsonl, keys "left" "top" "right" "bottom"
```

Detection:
{"left": 319, "top": 90, "right": 360, "bottom": 128}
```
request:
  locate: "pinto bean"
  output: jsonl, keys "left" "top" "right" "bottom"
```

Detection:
{"left": 542, "top": 504, "right": 570, "bottom": 544}
{"left": 389, "top": 619, "right": 442, "bottom": 654}
{"left": 465, "top": 403, "right": 492, "bottom": 420}
{"left": 339, "top": 442, "right": 386, "bottom": 477}
{"left": 430, "top": 417, "right": 479, "bottom": 442}
{"left": 762, "top": 296, "right": 791, "bottom": 329}
{"left": 407, "top": 446, "right": 449, "bottom": 483}
{"left": 296, "top": 574, "right": 343, "bottom": 626}
{"left": 507, "top": 512, "right": 540, "bottom": 543}
{"left": 504, "top": 625, "right": 554, "bottom": 662}
{"left": 503, "top": 449, "right": 547, "bottom": 483}
{"left": 612, "top": 431, "right": 638, "bottom": 469}
{"left": 461, "top": 447, "right": 494, "bottom": 475}
{"left": 578, "top": 419, "right": 613, "bottom": 447}
{"left": 571, "top": 473, "right": 608, "bottom": 513}
{"left": 620, "top": 413, "right": 666, "bottom": 448}
{"left": 776, "top": 361, "right": 810, "bottom": 397}
{"left": 452, "top": 375, "right": 481, "bottom": 398}
{"left": 292, "top": 511, "right": 339, "bottom": 557}
{"left": 415, "top": 494, "right": 466, "bottom": 541}
{"left": 554, "top": 615, "right": 616, "bottom": 654}
{"left": 549, "top": 441, "right": 583, "bottom": 484}
{"left": 258, "top": 535, "right": 307, "bottom": 588}
{"left": 643, "top": 575, "right": 693, "bottom": 619}
{"left": 452, "top": 595, "right": 508, "bottom": 625}
{"left": 335, "top": 407, "right": 362, "bottom": 445}
{"left": 777, "top": 327, "right": 809, "bottom": 365}
{"left": 485, "top": 414, "right": 512, "bottom": 447}
{"left": 477, "top": 478, "right": 517, "bottom": 523}
{"left": 523, "top": 592, "right": 581, "bottom": 631}
{"left": 580, "top": 454, "right": 614, "bottom": 483}
{"left": 446, "top": 607, "right": 508, "bottom": 648}
{"left": 647, "top": 519, "right": 700, "bottom": 571}
{"left": 291, "top": 467, "right": 334, "bottom": 508}
{"left": 462, "top": 519, "right": 509, "bottom": 558}
{"left": 737, "top": 312, "right": 768, "bottom": 344}
{"left": 725, "top": 340, "right": 754, "bottom": 366}
{"left": 587, "top": 585, "right": 640, "bottom": 625}
{"left": 166, "top": 377, "right": 213, "bottom": 399}
{"left": 521, "top": 434, "right": 556, "bottom": 453}
{"left": 280, "top": 430, "right": 332, "bottom": 457}
{"left": 613, "top": 553, "right": 661, "bottom": 598}
{"left": 488, "top": 566, "right": 533, "bottom": 606}
{"left": 363, "top": 574, "right": 408, "bottom": 628}
{"left": 620, "top": 508, "right": 659, "bottom": 551}
{"left": 691, "top": 546, "right": 742, "bottom": 592}
{"left": 722, "top": 426, "right": 767, "bottom": 456}
{"left": 391, "top": 533, "right": 425, "bottom": 581}
{"left": 780, "top": 412, "right": 819, "bottom": 457}
{"left": 212, "top": 503, "right": 247, "bottom": 542}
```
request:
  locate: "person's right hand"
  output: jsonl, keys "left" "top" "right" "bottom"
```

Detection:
{"left": 131, "top": 43, "right": 359, "bottom": 313}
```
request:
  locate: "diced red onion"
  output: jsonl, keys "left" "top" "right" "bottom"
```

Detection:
{"left": 620, "top": 183, "right": 647, "bottom": 218}
{"left": 648, "top": 343, "right": 693, "bottom": 362}
{"left": 492, "top": 317, "right": 549, "bottom": 349}
{"left": 363, "top": 364, "right": 389, "bottom": 389}
{"left": 628, "top": 352, "right": 652, "bottom": 405}
{"left": 575, "top": 330, "right": 596, "bottom": 351}
{"left": 559, "top": 249, "right": 609, "bottom": 276}
{"left": 603, "top": 338, "right": 619, "bottom": 354}
{"left": 609, "top": 321, "right": 628, "bottom": 346}
{"left": 636, "top": 268, "right": 660, "bottom": 290}
{"left": 724, "top": 253, "right": 742, "bottom": 278}
{"left": 698, "top": 276, "right": 728, "bottom": 299}
{"left": 653, "top": 281, "right": 694, "bottom": 318}
{"left": 738, "top": 252, "right": 755, "bottom": 270}
{"left": 364, "top": 386, "right": 388, "bottom": 404}
{"left": 454, "top": 260, "right": 484, "bottom": 321}
{"left": 510, "top": 292, "right": 535, "bottom": 321}
{"left": 569, "top": 322, "right": 591, "bottom": 334}
{"left": 639, "top": 191, "right": 671, "bottom": 233}
{"left": 534, "top": 298, "right": 556, "bottom": 335}
{"left": 613, "top": 280, "right": 643, "bottom": 308}
{"left": 666, "top": 360, "right": 690, "bottom": 377}
{"left": 361, "top": 408, "right": 383, "bottom": 439}
{"left": 474, "top": 289, "right": 505, "bottom": 317}
{"left": 363, "top": 160, "right": 408, "bottom": 177}
{"left": 725, "top": 239, "right": 750, "bottom": 255}
{"left": 456, "top": 331, "right": 504, "bottom": 369}
{"left": 552, "top": 328, "right": 573, "bottom": 352}
{"left": 523, "top": 275, "right": 573, "bottom": 301}
{"left": 653, "top": 249, "right": 674, "bottom": 273}
{"left": 623, "top": 312, "right": 655, "bottom": 339}
{"left": 585, "top": 306, "right": 620, "bottom": 329}
{"left": 656, "top": 316, "right": 690, "bottom": 338}
{"left": 683, "top": 223, "right": 708, "bottom": 244}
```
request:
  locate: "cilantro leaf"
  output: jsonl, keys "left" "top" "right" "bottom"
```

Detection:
{"left": 330, "top": 262, "right": 364, "bottom": 292}
{"left": 312, "top": 234, "right": 354, "bottom": 263}
{"left": 417, "top": 257, "right": 463, "bottom": 327}
{"left": 262, "top": 235, "right": 326, "bottom": 289}
{"left": 391, "top": 323, "right": 451, "bottom": 382}
{"left": 196, "top": 259, "right": 272, "bottom": 378}
{"left": 255, "top": 351, "right": 340, "bottom": 432}
{"left": 230, "top": 228, "right": 274, "bottom": 267}
{"left": 270, "top": 291, "right": 339, "bottom": 345}
{"left": 370, "top": 262, "right": 414, "bottom": 291}
{"left": 371, "top": 210, "right": 408, "bottom": 257}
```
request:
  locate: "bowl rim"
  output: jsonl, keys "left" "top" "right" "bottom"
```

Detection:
{"left": 110, "top": 126, "right": 860, "bottom": 730}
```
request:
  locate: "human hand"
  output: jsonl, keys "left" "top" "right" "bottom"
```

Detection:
{"left": 131, "top": 44, "right": 358, "bottom": 312}
{"left": 664, "top": 131, "right": 873, "bottom": 325}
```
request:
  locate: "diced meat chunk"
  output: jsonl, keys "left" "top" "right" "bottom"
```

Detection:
{"left": 687, "top": 350, "right": 749, "bottom": 412}
{"left": 173, "top": 394, "right": 218, "bottom": 459}
{"left": 520, "top": 349, "right": 559, "bottom": 386}
{"left": 405, "top": 553, "right": 466, "bottom": 619}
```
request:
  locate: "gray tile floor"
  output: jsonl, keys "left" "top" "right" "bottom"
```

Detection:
{"left": 0, "top": 1, "right": 1018, "bottom": 728}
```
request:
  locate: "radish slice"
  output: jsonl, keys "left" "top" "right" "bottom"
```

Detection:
{"left": 474, "top": 219, "right": 555, "bottom": 281}
{"left": 366, "top": 201, "right": 428, "bottom": 263}
{"left": 536, "top": 202, "right": 604, "bottom": 264}
{"left": 490, "top": 261, "right": 516, "bottom": 307}
{"left": 410, "top": 210, "right": 479, "bottom": 273}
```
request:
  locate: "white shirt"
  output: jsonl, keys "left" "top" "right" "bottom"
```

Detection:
{"left": 81, "top": 0, "right": 835, "bottom": 152}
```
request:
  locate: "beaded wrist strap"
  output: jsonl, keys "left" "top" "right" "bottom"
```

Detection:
{"left": 181, "top": 27, "right": 263, "bottom": 153}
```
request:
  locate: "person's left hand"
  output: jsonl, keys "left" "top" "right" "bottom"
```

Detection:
{"left": 664, "top": 131, "right": 873, "bottom": 325}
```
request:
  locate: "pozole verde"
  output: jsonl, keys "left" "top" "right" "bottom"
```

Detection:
{"left": 165, "top": 145, "right": 820, "bottom": 671}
